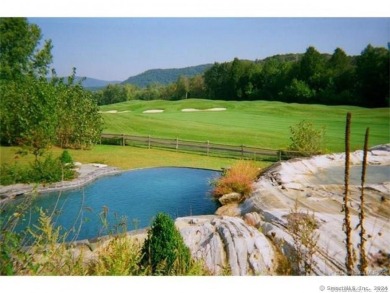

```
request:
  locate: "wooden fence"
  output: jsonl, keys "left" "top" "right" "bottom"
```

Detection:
{"left": 100, "top": 133, "right": 303, "bottom": 161}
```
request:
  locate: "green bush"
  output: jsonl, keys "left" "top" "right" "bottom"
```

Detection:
{"left": 27, "top": 154, "right": 75, "bottom": 183}
{"left": 0, "top": 163, "right": 27, "bottom": 185}
{"left": 59, "top": 150, "right": 73, "bottom": 165}
{"left": 0, "top": 153, "right": 75, "bottom": 186}
{"left": 288, "top": 120, "right": 326, "bottom": 156}
{"left": 140, "top": 213, "right": 191, "bottom": 275}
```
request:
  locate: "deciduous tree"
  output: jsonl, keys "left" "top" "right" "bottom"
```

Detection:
{"left": 356, "top": 44, "right": 389, "bottom": 107}
{"left": 0, "top": 17, "right": 52, "bottom": 80}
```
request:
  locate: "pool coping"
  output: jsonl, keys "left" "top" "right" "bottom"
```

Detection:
{"left": 0, "top": 164, "right": 122, "bottom": 204}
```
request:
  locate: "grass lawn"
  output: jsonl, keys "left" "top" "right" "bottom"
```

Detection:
{"left": 100, "top": 99, "right": 389, "bottom": 153}
{"left": 0, "top": 145, "right": 270, "bottom": 171}
{"left": 1, "top": 100, "right": 388, "bottom": 172}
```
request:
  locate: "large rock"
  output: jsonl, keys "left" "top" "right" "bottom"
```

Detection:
{"left": 175, "top": 216, "right": 276, "bottom": 276}
{"left": 243, "top": 212, "right": 262, "bottom": 228}
{"left": 240, "top": 145, "right": 390, "bottom": 275}
{"left": 218, "top": 192, "right": 242, "bottom": 205}
{"left": 215, "top": 203, "right": 241, "bottom": 216}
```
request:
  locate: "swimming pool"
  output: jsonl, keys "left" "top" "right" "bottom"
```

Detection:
{"left": 3, "top": 167, "right": 220, "bottom": 241}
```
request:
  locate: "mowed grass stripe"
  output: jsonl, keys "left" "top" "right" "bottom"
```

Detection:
{"left": 100, "top": 99, "right": 389, "bottom": 152}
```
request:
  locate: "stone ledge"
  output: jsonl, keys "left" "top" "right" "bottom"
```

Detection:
{"left": 0, "top": 164, "right": 121, "bottom": 204}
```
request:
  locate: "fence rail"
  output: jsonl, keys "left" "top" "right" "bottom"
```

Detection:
{"left": 100, "top": 133, "right": 304, "bottom": 161}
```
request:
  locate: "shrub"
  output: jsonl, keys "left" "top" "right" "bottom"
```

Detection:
{"left": 28, "top": 154, "right": 75, "bottom": 183}
{"left": 0, "top": 153, "right": 75, "bottom": 185}
{"left": 0, "top": 163, "right": 28, "bottom": 185}
{"left": 288, "top": 120, "right": 326, "bottom": 156}
{"left": 212, "top": 160, "right": 260, "bottom": 199}
{"left": 140, "top": 213, "right": 191, "bottom": 275}
{"left": 59, "top": 150, "right": 73, "bottom": 165}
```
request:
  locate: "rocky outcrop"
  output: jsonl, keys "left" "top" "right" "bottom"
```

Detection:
{"left": 215, "top": 203, "right": 241, "bottom": 217}
{"left": 243, "top": 212, "right": 262, "bottom": 228}
{"left": 218, "top": 192, "right": 242, "bottom": 205}
{"left": 240, "top": 145, "right": 390, "bottom": 275}
{"left": 175, "top": 216, "right": 276, "bottom": 275}
{"left": 174, "top": 145, "right": 388, "bottom": 276}
{"left": 215, "top": 192, "right": 243, "bottom": 216}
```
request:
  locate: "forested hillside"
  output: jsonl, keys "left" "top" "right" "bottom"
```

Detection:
{"left": 203, "top": 47, "right": 388, "bottom": 107}
{"left": 122, "top": 64, "right": 212, "bottom": 87}
{"left": 94, "top": 46, "right": 389, "bottom": 107}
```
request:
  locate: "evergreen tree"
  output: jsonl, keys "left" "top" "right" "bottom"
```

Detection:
{"left": 140, "top": 213, "right": 191, "bottom": 275}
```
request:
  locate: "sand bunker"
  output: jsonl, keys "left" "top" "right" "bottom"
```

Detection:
{"left": 100, "top": 110, "right": 117, "bottom": 113}
{"left": 99, "top": 110, "right": 130, "bottom": 114}
{"left": 143, "top": 109, "right": 165, "bottom": 114}
{"left": 99, "top": 108, "right": 225, "bottom": 114}
{"left": 181, "top": 108, "right": 227, "bottom": 112}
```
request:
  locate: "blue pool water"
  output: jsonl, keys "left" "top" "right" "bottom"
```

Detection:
{"left": 3, "top": 167, "right": 220, "bottom": 241}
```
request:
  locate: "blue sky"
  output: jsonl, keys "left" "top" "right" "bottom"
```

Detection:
{"left": 29, "top": 18, "right": 389, "bottom": 81}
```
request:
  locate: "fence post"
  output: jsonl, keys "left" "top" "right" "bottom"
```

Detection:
{"left": 148, "top": 135, "right": 151, "bottom": 149}
{"left": 176, "top": 137, "right": 179, "bottom": 150}
{"left": 207, "top": 140, "right": 210, "bottom": 156}
{"left": 278, "top": 150, "right": 282, "bottom": 161}
{"left": 241, "top": 145, "right": 244, "bottom": 158}
{"left": 121, "top": 134, "right": 125, "bottom": 146}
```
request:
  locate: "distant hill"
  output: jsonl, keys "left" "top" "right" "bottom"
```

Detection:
{"left": 122, "top": 64, "right": 212, "bottom": 87}
{"left": 48, "top": 76, "right": 120, "bottom": 91}
{"left": 74, "top": 77, "right": 121, "bottom": 88}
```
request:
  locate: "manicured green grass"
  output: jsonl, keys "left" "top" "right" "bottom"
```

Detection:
{"left": 100, "top": 99, "right": 389, "bottom": 152}
{"left": 1, "top": 100, "right": 388, "bottom": 172}
{"left": 0, "top": 145, "right": 270, "bottom": 171}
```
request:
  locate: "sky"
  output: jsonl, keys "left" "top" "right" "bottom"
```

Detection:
{"left": 28, "top": 17, "right": 389, "bottom": 81}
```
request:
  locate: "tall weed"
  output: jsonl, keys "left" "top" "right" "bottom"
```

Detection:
{"left": 286, "top": 200, "right": 319, "bottom": 275}
{"left": 88, "top": 235, "right": 142, "bottom": 276}
{"left": 1, "top": 204, "right": 209, "bottom": 276}
{"left": 212, "top": 160, "right": 260, "bottom": 198}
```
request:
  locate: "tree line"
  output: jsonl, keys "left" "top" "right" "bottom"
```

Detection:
{"left": 92, "top": 74, "right": 206, "bottom": 105}
{"left": 0, "top": 18, "right": 103, "bottom": 154}
{"left": 94, "top": 45, "right": 389, "bottom": 108}
{"left": 204, "top": 46, "right": 389, "bottom": 107}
